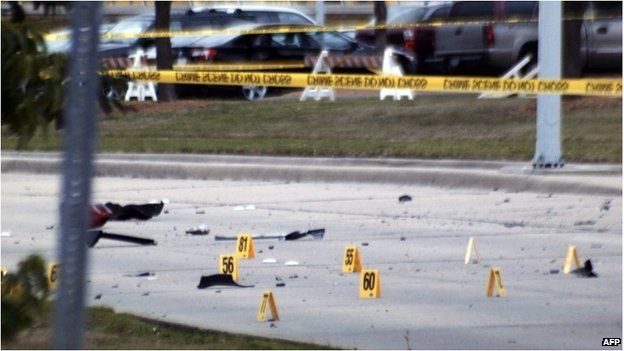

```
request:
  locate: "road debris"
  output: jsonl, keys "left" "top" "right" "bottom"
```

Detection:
{"left": 195, "top": 209, "right": 205, "bottom": 214}
{"left": 197, "top": 274, "right": 254, "bottom": 289}
{"left": 284, "top": 260, "right": 299, "bottom": 266}
{"left": 601, "top": 200, "right": 612, "bottom": 211}
{"left": 104, "top": 201, "right": 165, "bottom": 221}
{"left": 86, "top": 229, "right": 157, "bottom": 247}
{"left": 262, "top": 258, "right": 277, "bottom": 264}
{"left": 572, "top": 260, "right": 598, "bottom": 278}
{"left": 185, "top": 225, "right": 210, "bottom": 235}
{"left": 276, "top": 282, "right": 286, "bottom": 287}
{"left": 284, "top": 229, "right": 325, "bottom": 241}
{"left": 574, "top": 220, "right": 596, "bottom": 226}
{"left": 233, "top": 205, "right": 256, "bottom": 211}
{"left": 94, "top": 294, "right": 102, "bottom": 300}
{"left": 1, "top": 232, "right": 11, "bottom": 237}
{"left": 503, "top": 221, "right": 525, "bottom": 228}
{"left": 214, "top": 229, "right": 325, "bottom": 241}
{"left": 398, "top": 195, "right": 412, "bottom": 203}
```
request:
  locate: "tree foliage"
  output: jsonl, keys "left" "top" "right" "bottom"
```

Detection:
{"left": 2, "top": 18, "right": 128, "bottom": 148}
{"left": 1, "top": 254, "right": 50, "bottom": 342}
{"left": 1, "top": 22, "right": 66, "bottom": 148}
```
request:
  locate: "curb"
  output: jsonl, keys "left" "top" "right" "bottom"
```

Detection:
{"left": 2, "top": 153, "right": 621, "bottom": 196}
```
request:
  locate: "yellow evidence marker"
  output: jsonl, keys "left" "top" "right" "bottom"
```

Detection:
{"left": 563, "top": 245, "right": 581, "bottom": 274}
{"left": 485, "top": 266, "right": 506, "bottom": 297}
{"left": 219, "top": 254, "right": 239, "bottom": 281}
{"left": 257, "top": 290, "right": 279, "bottom": 322}
{"left": 359, "top": 269, "right": 381, "bottom": 298}
{"left": 48, "top": 262, "right": 60, "bottom": 290}
{"left": 235, "top": 233, "right": 255, "bottom": 259}
{"left": 1, "top": 267, "right": 7, "bottom": 280}
{"left": 342, "top": 245, "right": 362, "bottom": 273}
{"left": 464, "top": 237, "right": 480, "bottom": 264}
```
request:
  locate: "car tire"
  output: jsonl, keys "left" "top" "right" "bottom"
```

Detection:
{"left": 241, "top": 85, "right": 268, "bottom": 101}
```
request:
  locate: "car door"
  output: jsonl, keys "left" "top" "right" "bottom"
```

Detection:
{"left": 585, "top": 1, "right": 622, "bottom": 68}
{"left": 436, "top": 1, "right": 493, "bottom": 58}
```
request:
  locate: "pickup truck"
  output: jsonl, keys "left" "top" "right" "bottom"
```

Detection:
{"left": 434, "top": 1, "right": 622, "bottom": 73}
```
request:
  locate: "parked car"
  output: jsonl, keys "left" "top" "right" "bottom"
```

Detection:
{"left": 434, "top": 1, "right": 622, "bottom": 74}
{"left": 355, "top": 3, "right": 451, "bottom": 73}
{"left": 155, "top": 23, "right": 409, "bottom": 100}
{"left": 191, "top": 4, "right": 315, "bottom": 26}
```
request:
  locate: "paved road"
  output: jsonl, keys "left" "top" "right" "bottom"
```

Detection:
{"left": 1, "top": 172, "right": 621, "bottom": 349}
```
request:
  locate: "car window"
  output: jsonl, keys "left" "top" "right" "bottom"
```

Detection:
{"left": 388, "top": 7, "right": 426, "bottom": 25}
{"left": 427, "top": 6, "right": 450, "bottom": 21}
{"left": 305, "top": 31, "right": 353, "bottom": 50}
{"left": 277, "top": 12, "right": 313, "bottom": 25}
{"left": 183, "top": 17, "right": 223, "bottom": 29}
{"left": 233, "top": 11, "right": 274, "bottom": 24}
{"left": 589, "top": 1, "right": 622, "bottom": 19}
{"left": 105, "top": 17, "right": 152, "bottom": 44}
{"left": 503, "top": 1, "right": 537, "bottom": 20}
{"left": 449, "top": 1, "right": 494, "bottom": 20}
{"left": 271, "top": 33, "right": 303, "bottom": 47}
{"left": 170, "top": 20, "right": 182, "bottom": 31}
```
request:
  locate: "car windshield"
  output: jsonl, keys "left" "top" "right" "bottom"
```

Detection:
{"left": 388, "top": 7, "right": 427, "bottom": 24}
{"left": 105, "top": 17, "right": 152, "bottom": 44}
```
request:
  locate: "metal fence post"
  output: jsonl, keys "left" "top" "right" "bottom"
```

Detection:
{"left": 533, "top": 1, "right": 564, "bottom": 168}
{"left": 52, "top": 2, "right": 102, "bottom": 349}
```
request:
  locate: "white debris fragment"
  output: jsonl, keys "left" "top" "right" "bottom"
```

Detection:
{"left": 1, "top": 232, "right": 11, "bottom": 237}
{"left": 284, "top": 260, "right": 299, "bottom": 266}
{"left": 262, "top": 258, "right": 277, "bottom": 264}
{"left": 233, "top": 205, "right": 256, "bottom": 211}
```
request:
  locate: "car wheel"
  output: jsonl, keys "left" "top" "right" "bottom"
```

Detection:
{"left": 241, "top": 85, "right": 268, "bottom": 101}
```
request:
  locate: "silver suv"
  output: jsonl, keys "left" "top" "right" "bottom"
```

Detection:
{"left": 434, "top": 1, "right": 622, "bottom": 72}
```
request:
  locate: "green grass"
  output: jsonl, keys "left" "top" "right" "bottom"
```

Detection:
{"left": 2, "top": 95, "right": 621, "bottom": 163}
{"left": 3, "top": 305, "right": 331, "bottom": 349}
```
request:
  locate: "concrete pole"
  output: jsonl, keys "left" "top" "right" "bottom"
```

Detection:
{"left": 533, "top": 1, "right": 564, "bottom": 168}
{"left": 315, "top": 0, "right": 324, "bottom": 26}
{"left": 52, "top": 2, "right": 101, "bottom": 348}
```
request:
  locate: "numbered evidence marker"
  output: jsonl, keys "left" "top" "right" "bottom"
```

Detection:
{"left": 235, "top": 233, "right": 255, "bottom": 259}
{"left": 48, "top": 262, "right": 60, "bottom": 290}
{"left": 342, "top": 245, "right": 362, "bottom": 273}
{"left": 485, "top": 266, "right": 506, "bottom": 297}
{"left": 464, "top": 237, "right": 480, "bottom": 264}
{"left": 359, "top": 269, "right": 381, "bottom": 298}
{"left": 257, "top": 290, "right": 279, "bottom": 322}
{"left": 219, "top": 254, "right": 239, "bottom": 281}
{"left": 563, "top": 245, "right": 581, "bottom": 274}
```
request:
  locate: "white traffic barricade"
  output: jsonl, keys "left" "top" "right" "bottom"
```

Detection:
{"left": 379, "top": 47, "right": 413, "bottom": 101}
{"left": 478, "top": 54, "right": 538, "bottom": 99}
{"left": 124, "top": 49, "right": 158, "bottom": 102}
{"left": 300, "top": 50, "right": 335, "bottom": 101}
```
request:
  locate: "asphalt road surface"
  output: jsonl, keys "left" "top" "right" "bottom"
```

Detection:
{"left": 1, "top": 173, "right": 621, "bottom": 349}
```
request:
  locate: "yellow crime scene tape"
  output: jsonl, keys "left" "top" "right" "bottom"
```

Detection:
{"left": 103, "top": 69, "right": 622, "bottom": 97}
{"left": 45, "top": 15, "right": 618, "bottom": 41}
{"left": 172, "top": 62, "right": 306, "bottom": 71}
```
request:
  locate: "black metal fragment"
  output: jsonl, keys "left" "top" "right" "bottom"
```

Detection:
{"left": 572, "top": 260, "right": 598, "bottom": 278}
{"left": 399, "top": 195, "right": 412, "bottom": 203}
{"left": 104, "top": 201, "right": 164, "bottom": 221}
{"left": 86, "top": 229, "right": 157, "bottom": 247}
{"left": 197, "top": 274, "right": 254, "bottom": 289}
